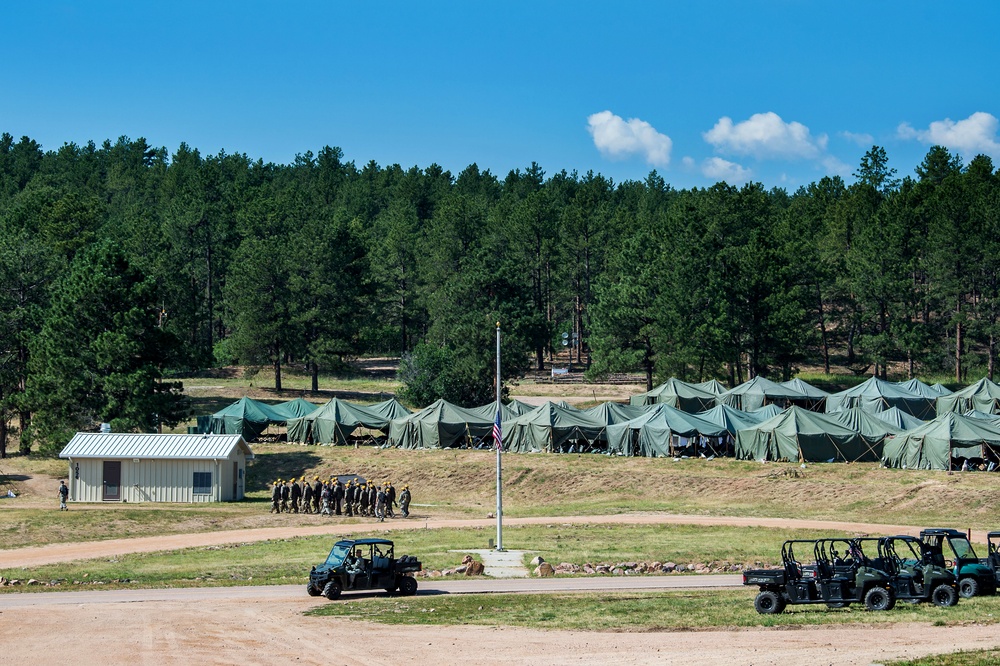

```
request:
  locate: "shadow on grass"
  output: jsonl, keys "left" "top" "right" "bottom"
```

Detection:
{"left": 247, "top": 450, "right": 324, "bottom": 492}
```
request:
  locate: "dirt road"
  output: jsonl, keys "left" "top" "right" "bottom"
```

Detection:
{"left": 1, "top": 590, "right": 997, "bottom": 666}
{"left": 0, "top": 512, "right": 949, "bottom": 569}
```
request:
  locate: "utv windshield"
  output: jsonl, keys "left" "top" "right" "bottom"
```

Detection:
{"left": 325, "top": 543, "right": 352, "bottom": 566}
{"left": 948, "top": 537, "right": 978, "bottom": 560}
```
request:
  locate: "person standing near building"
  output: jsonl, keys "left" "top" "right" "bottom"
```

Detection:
{"left": 399, "top": 485, "right": 411, "bottom": 518}
{"left": 58, "top": 480, "right": 69, "bottom": 510}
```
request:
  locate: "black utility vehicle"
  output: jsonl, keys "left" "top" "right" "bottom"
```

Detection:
{"left": 743, "top": 539, "right": 895, "bottom": 614}
{"left": 308, "top": 538, "right": 422, "bottom": 600}
{"left": 854, "top": 536, "right": 958, "bottom": 607}
{"left": 980, "top": 531, "right": 1000, "bottom": 589}
{"left": 920, "top": 528, "right": 996, "bottom": 598}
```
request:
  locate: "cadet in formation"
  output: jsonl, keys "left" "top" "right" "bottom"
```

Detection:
{"left": 269, "top": 475, "right": 414, "bottom": 519}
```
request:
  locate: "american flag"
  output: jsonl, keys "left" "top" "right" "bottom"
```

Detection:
{"left": 493, "top": 408, "right": 502, "bottom": 451}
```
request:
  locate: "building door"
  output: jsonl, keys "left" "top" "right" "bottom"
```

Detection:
{"left": 232, "top": 461, "right": 238, "bottom": 500}
{"left": 103, "top": 461, "right": 121, "bottom": 501}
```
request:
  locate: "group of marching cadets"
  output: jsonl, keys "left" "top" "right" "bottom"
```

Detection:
{"left": 269, "top": 476, "right": 412, "bottom": 520}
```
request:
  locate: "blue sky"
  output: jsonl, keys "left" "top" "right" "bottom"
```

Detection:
{"left": 2, "top": 1, "right": 999, "bottom": 190}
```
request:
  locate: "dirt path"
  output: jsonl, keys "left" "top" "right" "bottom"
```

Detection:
{"left": 1, "top": 595, "right": 996, "bottom": 666}
{"left": 0, "top": 512, "right": 973, "bottom": 569}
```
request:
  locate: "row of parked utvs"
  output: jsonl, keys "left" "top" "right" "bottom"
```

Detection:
{"left": 744, "top": 529, "right": 1000, "bottom": 614}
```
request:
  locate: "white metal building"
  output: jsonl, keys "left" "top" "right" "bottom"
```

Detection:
{"left": 59, "top": 433, "right": 254, "bottom": 503}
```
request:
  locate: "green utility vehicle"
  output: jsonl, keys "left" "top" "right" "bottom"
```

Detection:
{"left": 743, "top": 539, "right": 895, "bottom": 614}
{"left": 855, "top": 536, "right": 958, "bottom": 607}
{"left": 308, "top": 538, "right": 421, "bottom": 600}
{"left": 920, "top": 528, "right": 996, "bottom": 598}
{"left": 980, "top": 531, "right": 1000, "bottom": 588}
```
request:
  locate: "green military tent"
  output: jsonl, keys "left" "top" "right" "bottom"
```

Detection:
{"left": 735, "top": 406, "right": 876, "bottom": 463}
{"left": 930, "top": 383, "right": 953, "bottom": 396}
{"left": 826, "top": 377, "right": 936, "bottom": 420}
{"left": 831, "top": 407, "right": 903, "bottom": 453}
{"left": 501, "top": 401, "right": 608, "bottom": 453}
{"left": 936, "top": 378, "right": 1000, "bottom": 416}
{"left": 606, "top": 404, "right": 728, "bottom": 457}
{"left": 894, "top": 379, "right": 942, "bottom": 400}
{"left": 718, "top": 376, "right": 812, "bottom": 412}
{"left": 388, "top": 400, "right": 499, "bottom": 450}
{"left": 748, "top": 404, "right": 784, "bottom": 420}
{"left": 629, "top": 378, "right": 718, "bottom": 413}
{"left": 271, "top": 398, "right": 320, "bottom": 420}
{"left": 287, "top": 398, "right": 402, "bottom": 445}
{"left": 697, "top": 404, "right": 769, "bottom": 435}
{"left": 208, "top": 397, "right": 289, "bottom": 441}
{"left": 780, "top": 378, "right": 830, "bottom": 411}
{"left": 882, "top": 412, "right": 1000, "bottom": 470}
{"left": 506, "top": 399, "right": 538, "bottom": 416}
{"left": 873, "top": 406, "right": 926, "bottom": 431}
{"left": 582, "top": 401, "right": 649, "bottom": 425}
{"left": 692, "top": 379, "right": 728, "bottom": 395}
{"left": 965, "top": 410, "right": 1000, "bottom": 427}
{"left": 366, "top": 398, "right": 412, "bottom": 421}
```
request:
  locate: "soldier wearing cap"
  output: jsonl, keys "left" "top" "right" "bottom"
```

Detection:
{"left": 280, "top": 479, "right": 290, "bottom": 513}
{"left": 386, "top": 481, "right": 397, "bottom": 518}
{"left": 290, "top": 476, "right": 301, "bottom": 513}
{"left": 399, "top": 485, "right": 411, "bottom": 518}
{"left": 270, "top": 480, "right": 282, "bottom": 514}
{"left": 302, "top": 477, "right": 313, "bottom": 514}
{"left": 312, "top": 476, "right": 322, "bottom": 513}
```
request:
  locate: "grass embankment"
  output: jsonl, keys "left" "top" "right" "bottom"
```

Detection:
{"left": 0, "top": 523, "right": 823, "bottom": 591}
{"left": 5, "top": 445, "right": 1000, "bottom": 549}
{"left": 887, "top": 651, "right": 1000, "bottom": 666}
{"left": 307, "top": 589, "right": 1000, "bottom": 631}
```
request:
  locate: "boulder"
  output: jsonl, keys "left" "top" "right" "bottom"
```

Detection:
{"left": 462, "top": 555, "right": 474, "bottom": 565}
{"left": 674, "top": 564, "right": 686, "bottom": 573}
{"left": 455, "top": 565, "right": 468, "bottom": 574}
{"left": 583, "top": 564, "right": 596, "bottom": 574}
{"left": 530, "top": 556, "right": 545, "bottom": 566}
{"left": 689, "top": 562, "right": 705, "bottom": 572}
{"left": 465, "top": 560, "right": 485, "bottom": 576}
{"left": 595, "top": 565, "right": 610, "bottom": 574}
{"left": 611, "top": 568, "right": 625, "bottom": 576}
{"left": 662, "top": 562, "right": 676, "bottom": 573}
{"left": 26, "top": 579, "right": 39, "bottom": 586}
{"left": 534, "top": 562, "right": 555, "bottom": 577}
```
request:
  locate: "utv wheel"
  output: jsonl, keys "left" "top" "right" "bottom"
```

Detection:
{"left": 864, "top": 586, "right": 893, "bottom": 612}
{"left": 754, "top": 590, "right": 783, "bottom": 614}
{"left": 931, "top": 583, "right": 959, "bottom": 607}
{"left": 322, "top": 580, "right": 342, "bottom": 600}
{"left": 399, "top": 576, "right": 418, "bottom": 596}
{"left": 306, "top": 582, "right": 322, "bottom": 597}
{"left": 959, "top": 577, "right": 979, "bottom": 599}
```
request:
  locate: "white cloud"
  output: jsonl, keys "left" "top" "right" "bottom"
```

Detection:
{"left": 704, "top": 112, "right": 826, "bottom": 160}
{"left": 702, "top": 157, "right": 751, "bottom": 183}
{"left": 840, "top": 131, "right": 874, "bottom": 147}
{"left": 587, "top": 110, "right": 672, "bottom": 166}
{"left": 681, "top": 156, "right": 695, "bottom": 171}
{"left": 897, "top": 112, "right": 1000, "bottom": 158}
{"left": 821, "top": 155, "right": 851, "bottom": 176}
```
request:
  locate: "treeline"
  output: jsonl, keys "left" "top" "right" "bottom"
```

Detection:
{"left": 0, "top": 134, "right": 998, "bottom": 454}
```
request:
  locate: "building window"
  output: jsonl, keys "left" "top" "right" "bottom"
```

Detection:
{"left": 193, "top": 472, "right": 212, "bottom": 495}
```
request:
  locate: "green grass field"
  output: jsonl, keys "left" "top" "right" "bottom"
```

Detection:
{"left": 886, "top": 651, "right": 1000, "bottom": 666}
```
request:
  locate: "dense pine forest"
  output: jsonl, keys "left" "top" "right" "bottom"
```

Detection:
{"left": 1, "top": 132, "right": 998, "bottom": 454}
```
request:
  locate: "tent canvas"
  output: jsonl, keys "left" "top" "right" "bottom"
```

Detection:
{"left": 718, "top": 376, "right": 811, "bottom": 412}
{"left": 832, "top": 407, "right": 904, "bottom": 444}
{"left": 936, "top": 378, "right": 1000, "bottom": 416}
{"left": 270, "top": 398, "right": 320, "bottom": 420}
{"left": 697, "top": 404, "right": 769, "bottom": 435}
{"left": 873, "top": 406, "right": 926, "bottom": 431}
{"left": 825, "top": 377, "right": 936, "bottom": 420}
{"left": 882, "top": 412, "right": 1000, "bottom": 470}
{"left": 287, "top": 398, "right": 394, "bottom": 445}
{"left": 748, "top": 404, "right": 784, "bottom": 420}
{"left": 502, "top": 401, "right": 608, "bottom": 453}
{"left": 366, "top": 398, "right": 412, "bottom": 421}
{"left": 780, "top": 378, "right": 830, "bottom": 411}
{"left": 735, "top": 406, "right": 876, "bottom": 463}
{"left": 628, "top": 378, "right": 717, "bottom": 412}
{"left": 692, "top": 379, "right": 728, "bottom": 395}
{"left": 894, "top": 379, "right": 941, "bottom": 400}
{"left": 582, "top": 402, "right": 649, "bottom": 425}
{"left": 606, "top": 404, "right": 728, "bottom": 457}
{"left": 388, "top": 400, "right": 499, "bottom": 450}
{"left": 930, "top": 383, "right": 953, "bottom": 396}
{"left": 208, "top": 397, "right": 288, "bottom": 441}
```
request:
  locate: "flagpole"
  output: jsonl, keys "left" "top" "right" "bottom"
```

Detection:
{"left": 495, "top": 320, "right": 503, "bottom": 552}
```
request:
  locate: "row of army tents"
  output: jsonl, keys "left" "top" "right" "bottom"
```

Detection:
{"left": 630, "top": 375, "right": 1000, "bottom": 471}
{"left": 203, "top": 375, "right": 1000, "bottom": 472}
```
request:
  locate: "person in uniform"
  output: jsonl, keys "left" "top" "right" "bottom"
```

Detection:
{"left": 399, "top": 485, "right": 411, "bottom": 518}
{"left": 344, "top": 480, "right": 353, "bottom": 517}
{"left": 375, "top": 485, "right": 387, "bottom": 522}
{"left": 270, "top": 480, "right": 282, "bottom": 513}
{"left": 280, "top": 479, "right": 290, "bottom": 513}
{"left": 290, "top": 476, "right": 301, "bottom": 513}
{"left": 320, "top": 483, "right": 331, "bottom": 515}
{"left": 334, "top": 478, "right": 345, "bottom": 516}
{"left": 312, "top": 477, "right": 322, "bottom": 513}
{"left": 357, "top": 482, "right": 368, "bottom": 516}
{"left": 58, "top": 480, "right": 69, "bottom": 510}
{"left": 302, "top": 477, "right": 313, "bottom": 514}
{"left": 386, "top": 481, "right": 397, "bottom": 518}
{"left": 368, "top": 481, "right": 377, "bottom": 516}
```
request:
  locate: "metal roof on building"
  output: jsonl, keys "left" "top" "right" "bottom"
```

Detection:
{"left": 59, "top": 433, "right": 254, "bottom": 460}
